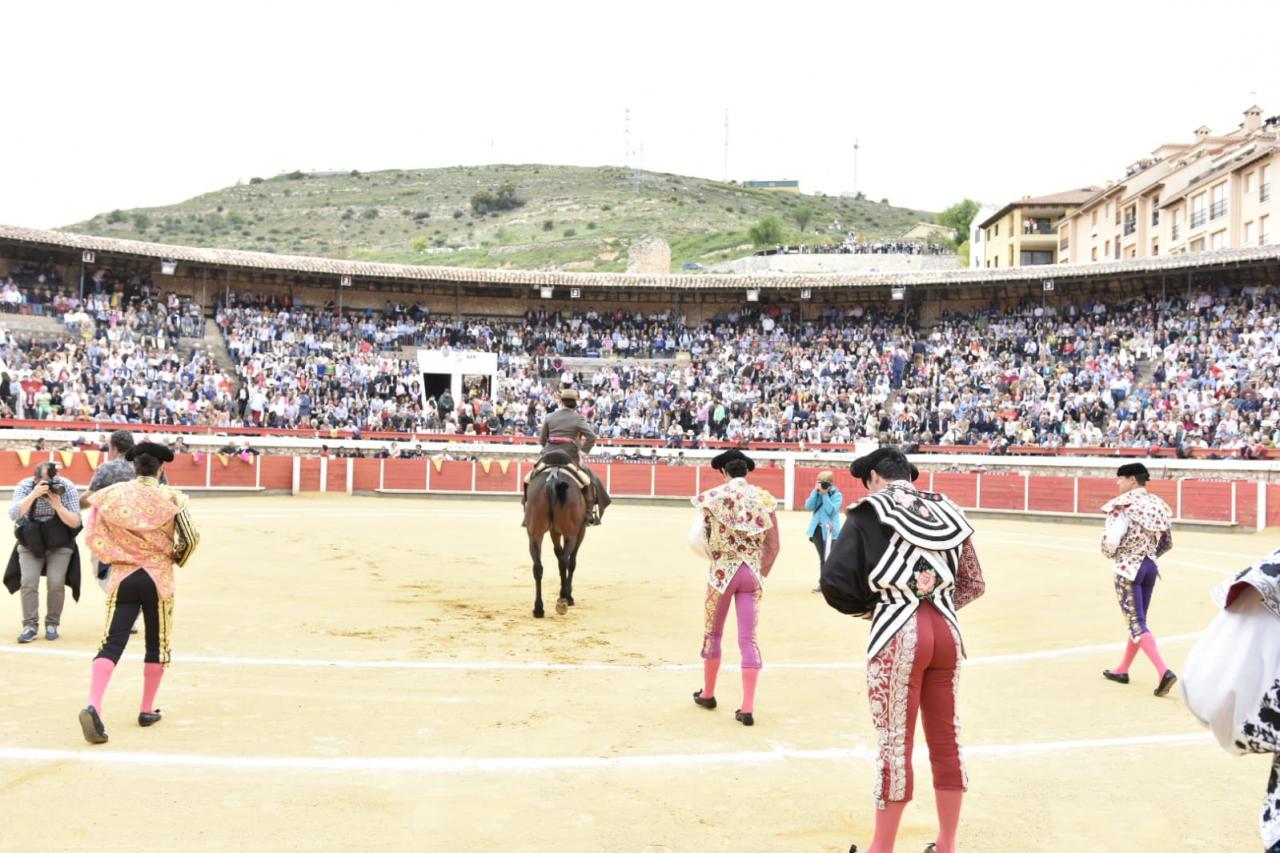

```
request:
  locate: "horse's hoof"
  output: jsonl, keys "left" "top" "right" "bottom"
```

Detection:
{"left": 555, "top": 599, "right": 568, "bottom": 616}
{"left": 533, "top": 609, "right": 545, "bottom": 618}
{"left": 566, "top": 597, "right": 575, "bottom": 607}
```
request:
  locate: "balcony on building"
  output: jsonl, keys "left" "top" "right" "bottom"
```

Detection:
{"left": 1190, "top": 209, "right": 1207, "bottom": 229}
{"left": 1210, "top": 200, "right": 1227, "bottom": 221}
{"left": 1172, "top": 224, "right": 1181, "bottom": 240}
{"left": 1263, "top": 183, "right": 1272, "bottom": 202}
{"left": 1122, "top": 217, "right": 1137, "bottom": 236}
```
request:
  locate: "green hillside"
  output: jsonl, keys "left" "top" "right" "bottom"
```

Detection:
{"left": 67, "top": 165, "right": 936, "bottom": 273}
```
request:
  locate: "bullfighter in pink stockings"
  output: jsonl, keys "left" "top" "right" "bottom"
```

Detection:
{"left": 688, "top": 449, "right": 780, "bottom": 726}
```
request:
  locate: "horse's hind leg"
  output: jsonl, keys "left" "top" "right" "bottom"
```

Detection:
{"left": 529, "top": 537, "right": 545, "bottom": 619}
{"left": 555, "top": 533, "right": 573, "bottom": 616}
{"left": 565, "top": 533, "right": 581, "bottom": 607}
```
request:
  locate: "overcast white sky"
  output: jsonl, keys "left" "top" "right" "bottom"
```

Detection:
{"left": 4, "top": 0, "right": 1277, "bottom": 227}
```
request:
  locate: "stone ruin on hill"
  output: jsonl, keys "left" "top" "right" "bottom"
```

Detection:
{"left": 626, "top": 237, "right": 671, "bottom": 274}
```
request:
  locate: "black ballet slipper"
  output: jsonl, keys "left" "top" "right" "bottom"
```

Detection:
{"left": 734, "top": 709, "right": 754, "bottom": 726}
{"left": 1154, "top": 670, "right": 1178, "bottom": 697}
{"left": 138, "top": 709, "right": 162, "bottom": 727}
{"left": 79, "top": 706, "right": 108, "bottom": 744}
{"left": 692, "top": 689, "right": 717, "bottom": 710}
{"left": 1102, "top": 669, "right": 1130, "bottom": 684}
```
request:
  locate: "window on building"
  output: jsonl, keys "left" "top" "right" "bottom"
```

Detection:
{"left": 1091, "top": 209, "right": 1099, "bottom": 228}
{"left": 1091, "top": 247, "right": 1098, "bottom": 261}
{"left": 1245, "top": 171, "right": 1255, "bottom": 194}
{"left": 1262, "top": 214, "right": 1271, "bottom": 245}
{"left": 1245, "top": 221, "right": 1256, "bottom": 244}
{"left": 1262, "top": 166, "right": 1272, "bottom": 202}
{"left": 1190, "top": 237, "right": 1206, "bottom": 253}
{"left": 1210, "top": 182, "right": 1228, "bottom": 220}
{"left": 1151, "top": 240, "right": 1159, "bottom": 256}
{"left": 1191, "top": 193, "right": 1207, "bottom": 229}
{"left": 1151, "top": 196, "right": 1160, "bottom": 227}
{"left": 1104, "top": 239, "right": 1111, "bottom": 256}
{"left": 1020, "top": 250, "right": 1054, "bottom": 265}
{"left": 1172, "top": 207, "right": 1183, "bottom": 240}
{"left": 994, "top": 223, "right": 999, "bottom": 237}
{"left": 1210, "top": 230, "right": 1227, "bottom": 250}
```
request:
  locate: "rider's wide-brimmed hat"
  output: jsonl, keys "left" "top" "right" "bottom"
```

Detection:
{"left": 559, "top": 388, "right": 579, "bottom": 402}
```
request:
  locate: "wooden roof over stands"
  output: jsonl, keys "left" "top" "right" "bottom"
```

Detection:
{"left": 3, "top": 223, "right": 1280, "bottom": 293}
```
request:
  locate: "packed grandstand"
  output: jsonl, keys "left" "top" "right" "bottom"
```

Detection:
{"left": 1, "top": 226, "right": 1279, "bottom": 459}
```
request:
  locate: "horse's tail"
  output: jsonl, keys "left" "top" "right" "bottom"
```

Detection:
{"left": 547, "top": 470, "right": 570, "bottom": 529}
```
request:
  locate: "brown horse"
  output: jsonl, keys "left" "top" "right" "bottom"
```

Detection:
{"left": 522, "top": 457, "right": 588, "bottom": 618}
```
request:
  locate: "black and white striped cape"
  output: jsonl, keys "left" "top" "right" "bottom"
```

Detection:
{"left": 856, "top": 484, "right": 975, "bottom": 659}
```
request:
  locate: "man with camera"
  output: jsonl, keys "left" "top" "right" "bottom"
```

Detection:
{"left": 804, "top": 470, "right": 843, "bottom": 592}
{"left": 5, "top": 461, "right": 82, "bottom": 643}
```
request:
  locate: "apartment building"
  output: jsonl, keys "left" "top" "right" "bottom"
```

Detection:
{"left": 975, "top": 188, "right": 1099, "bottom": 268}
{"left": 1058, "top": 106, "right": 1278, "bottom": 263}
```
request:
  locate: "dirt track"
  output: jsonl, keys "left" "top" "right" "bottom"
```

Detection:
{"left": 0, "top": 495, "right": 1270, "bottom": 852}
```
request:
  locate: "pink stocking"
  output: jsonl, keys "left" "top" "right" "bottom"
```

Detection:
{"left": 933, "top": 789, "right": 963, "bottom": 853}
{"left": 867, "top": 800, "right": 907, "bottom": 853}
{"left": 88, "top": 658, "right": 116, "bottom": 712}
{"left": 141, "top": 663, "right": 165, "bottom": 713}
{"left": 740, "top": 668, "right": 759, "bottom": 714}
{"left": 1112, "top": 637, "right": 1141, "bottom": 674}
{"left": 702, "top": 658, "right": 721, "bottom": 698}
{"left": 1137, "top": 632, "right": 1167, "bottom": 675}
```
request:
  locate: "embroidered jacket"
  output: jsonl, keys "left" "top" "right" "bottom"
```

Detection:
{"left": 691, "top": 477, "right": 777, "bottom": 593}
{"left": 85, "top": 476, "right": 194, "bottom": 601}
{"left": 850, "top": 481, "right": 982, "bottom": 659}
{"left": 1100, "top": 487, "right": 1172, "bottom": 581}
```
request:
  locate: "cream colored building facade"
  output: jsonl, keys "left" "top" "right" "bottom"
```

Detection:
{"left": 975, "top": 188, "right": 1098, "bottom": 268}
{"left": 1058, "top": 106, "right": 1277, "bottom": 263}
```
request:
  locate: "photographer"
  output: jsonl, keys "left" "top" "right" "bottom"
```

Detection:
{"left": 804, "top": 470, "right": 843, "bottom": 592}
{"left": 5, "top": 461, "right": 82, "bottom": 643}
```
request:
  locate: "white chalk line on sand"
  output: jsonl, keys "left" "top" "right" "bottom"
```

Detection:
{"left": 0, "top": 632, "right": 1201, "bottom": 673}
{"left": 0, "top": 732, "right": 1213, "bottom": 774}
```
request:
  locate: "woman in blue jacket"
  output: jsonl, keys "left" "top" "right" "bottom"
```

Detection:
{"left": 805, "top": 470, "right": 843, "bottom": 592}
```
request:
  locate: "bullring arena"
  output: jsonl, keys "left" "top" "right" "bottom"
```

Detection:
{"left": 2, "top": 229, "right": 1280, "bottom": 851}
{"left": 0, "top": 454, "right": 1274, "bottom": 851}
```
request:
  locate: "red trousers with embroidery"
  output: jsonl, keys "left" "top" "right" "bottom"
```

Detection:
{"left": 868, "top": 601, "right": 966, "bottom": 806}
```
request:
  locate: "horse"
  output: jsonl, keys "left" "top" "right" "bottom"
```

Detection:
{"left": 522, "top": 453, "right": 589, "bottom": 618}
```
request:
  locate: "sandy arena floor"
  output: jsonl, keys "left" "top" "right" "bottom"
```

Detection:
{"left": 0, "top": 494, "right": 1273, "bottom": 852}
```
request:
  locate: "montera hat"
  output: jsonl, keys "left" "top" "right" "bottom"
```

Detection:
{"left": 849, "top": 446, "right": 917, "bottom": 485}
{"left": 1116, "top": 462, "right": 1150, "bottom": 481}
{"left": 125, "top": 441, "right": 175, "bottom": 463}
{"left": 710, "top": 448, "right": 755, "bottom": 472}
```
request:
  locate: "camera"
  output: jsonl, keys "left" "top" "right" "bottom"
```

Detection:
{"left": 43, "top": 479, "right": 65, "bottom": 496}
{"left": 818, "top": 481, "right": 830, "bottom": 490}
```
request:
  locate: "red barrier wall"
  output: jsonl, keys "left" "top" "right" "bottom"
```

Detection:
{"left": 383, "top": 459, "right": 424, "bottom": 491}
{"left": 1028, "top": 476, "right": 1074, "bottom": 513}
{"left": 978, "top": 474, "right": 1023, "bottom": 511}
{"left": 325, "top": 459, "right": 347, "bottom": 493}
{"left": 298, "top": 458, "right": 321, "bottom": 492}
{"left": 260, "top": 456, "right": 294, "bottom": 491}
{"left": 352, "top": 458, "right": 381, "bottom": 492}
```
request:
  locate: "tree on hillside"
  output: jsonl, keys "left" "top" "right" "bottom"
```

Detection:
{"left": 793, "top": 206, "right": 816, "bottom": 232}
{"left": 748, "top": 215, "right": 785, "bottom": 247}
{"left": 471, "top": 181, "right": 524, "bottom": 216}
{"left": 936, "top": 199, "right": 981, "bottom": 247}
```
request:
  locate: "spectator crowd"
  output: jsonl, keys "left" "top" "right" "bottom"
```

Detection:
{"left": 2, "top": 270, "right": 1279, "bottom": 458}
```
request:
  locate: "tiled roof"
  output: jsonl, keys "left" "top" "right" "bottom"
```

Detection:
{"left": 1, "top": 223, "right": 1278, "bottom": 292}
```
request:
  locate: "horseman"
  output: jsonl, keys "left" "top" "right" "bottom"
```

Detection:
{"left": 529, "top": 388, "right": 610, "bottom": 525}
